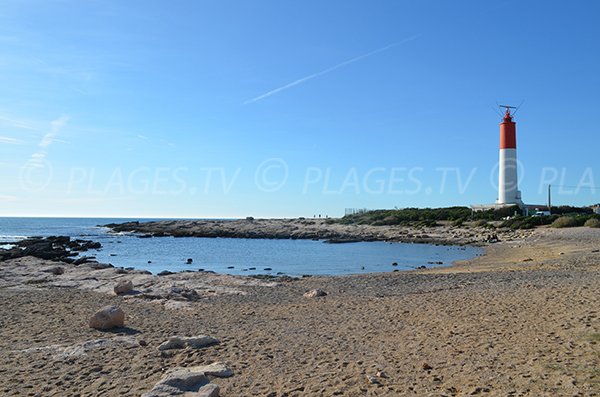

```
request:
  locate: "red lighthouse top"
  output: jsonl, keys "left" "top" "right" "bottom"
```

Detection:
{"left": 500, "top": 108, "right": 517, "bottom": 149}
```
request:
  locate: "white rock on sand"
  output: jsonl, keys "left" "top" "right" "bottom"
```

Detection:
{"left": 113, "top": 279, "right": 134, "bottom": 295}
{"left": 88, "top": 305, "right": 125, "bottom": 330}
{"left": 158, "top": 335, "right": 220, "bottom": 351}
{"left": 141, "top": 362, "right": 232, "bottom": 397}
{"left": 303, "top": 288, "right": 327, "bottom": 298}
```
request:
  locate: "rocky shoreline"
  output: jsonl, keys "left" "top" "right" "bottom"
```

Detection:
{"left": 103, "top": 218, "right": 534, "bottom": 246}
{"left": 0, "top": 236, "right": 101, "bottom": 263}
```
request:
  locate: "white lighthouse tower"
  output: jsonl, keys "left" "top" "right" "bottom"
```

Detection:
{"left": 497, "top": 106, "right": 523, "bottom": 205}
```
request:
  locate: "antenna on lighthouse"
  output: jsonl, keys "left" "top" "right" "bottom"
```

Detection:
{"left": 499, "top": 104, "right": 517, "bottom": 113}
{"left": 498, "top": 105, "right": 517, "bottom": 121}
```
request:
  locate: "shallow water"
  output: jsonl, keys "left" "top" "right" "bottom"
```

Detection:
{"left": 0, "top": 217, "right": 482, "bottom": 276}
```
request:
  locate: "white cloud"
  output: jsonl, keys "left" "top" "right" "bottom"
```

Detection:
{"left": 0, "top": 136, "right": 23, "bottom": 145}
{"left": 0, "top": 195, "right": 17, "bottom": 202}
{"left": 137, "top": 134, "right": 148, "bottom": 140}
{"left": 39, "top": 115, "right": 70, "bottom": 148}
{"left": 24, "top": 115, "right": 70, "bottom": 168}
{"left": 0, "top": 114, "right": 41, "bottom": 131}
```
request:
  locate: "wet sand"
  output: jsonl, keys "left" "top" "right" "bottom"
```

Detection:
{"left": 0, "top": 227, "right": 599, "bottom": 396}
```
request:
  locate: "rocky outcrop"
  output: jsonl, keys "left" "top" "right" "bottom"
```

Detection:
{"left": 0, "top": 236, "right": 102, "bottom": 262}
{"left": 89, "top": 305, "right": 125, "bottom": 330}
{"left": 103, "top": 218, "right": 534, "bottom": 246}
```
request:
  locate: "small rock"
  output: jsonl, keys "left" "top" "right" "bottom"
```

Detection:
{"left": 158, "top": 335, "right": 219, "bottom": 351}
{"left": 366, "top": 375, "right": 380, "bottom": 384}
{"left": 422, "top": 362, "right": 433, "bottom": 371}
{"left": 87, "top": 262, "right": 113, "bottom": 270}
{"left": 157, "top": 270, "right": 173, "bottom": 276}
{"left": 303, "top": 289, "right": 327, "bottom": 298}
{"left": 73, "top": 256, "right": 95, "bottom": 265}
{"left": 42, "top": 266, "right": 64, "bottom": 275}
{"left": 186, "top": 258, "right": 193, "bottom": 264}
{"left": 89, "top": 305, "right": 125, "bottom": 330}
{"left": 391, "top": 262, "right": 398, "bottom": 266}
{"left": 141, "top": 364, "right": 227, "bottom": 397}
{"left": 113, "top": 279, "right": 134, "bottom": 295}
{"left": 376, "top": 371, "right": 388, "bottom": 378}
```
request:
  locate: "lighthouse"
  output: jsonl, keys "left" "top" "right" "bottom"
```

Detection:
{"left": 497, "top": 106, "right": 523, "bottom": 205}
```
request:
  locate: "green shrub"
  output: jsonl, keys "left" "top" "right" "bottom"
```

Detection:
{"left": 452, "top": 218, "right": 465, "bottom": 227}
{"left": 501, "top": 215, "right": 557, "bottom": 230}
{"left": 584, "top": 218, "right": 600, "bottom": 228}
{"left": 551, "top": 216, "right": 579, "bottom": 228}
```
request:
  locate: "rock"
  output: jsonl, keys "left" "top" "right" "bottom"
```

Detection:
{"left": 186, "top": 258, "right": 193, "bottom": 264}
{"left": 89, "top": 305, "right": 125, "bottom": 330}
{"left": 376, "top": 371, "right": 388, "bottom": 378}
{"left": 73, "top": 256, "right": 95, "bottom": 265}
{"left": 157, "top": 270, "right": 173, "bottom": 276}
{"left": 422, "top": 362, "right": 433, "bottom": 371}
{"left": 189, "top": 362, "right": 233, "bottom": 378}
{"left": 391, "top": 262, "right": 398, "bottom": 266}
{"left": 87, "top": 262, "right": 113, "bottom": 270}
{"left": 366, "top": 375, "right": 380, "bottom": 384}
{"left": 141, "top": 364, "right": 229, "bottom": 397}
{"left": 142, "top": 372, "right": 212, "bottom": 397}
{"left": 168, "top": 286, "right": 199, "bottom": 301}
{"left": 263, "top": 267, "right": 272, "bottom": 271}
{"left": 113, "top": 279, "right": 134, "bottom": 295}
{"left": 42, "top": 266, "right": 64, "bottom": 275}
{"left": 303, "top": 289, "right": 327, "bottom": 298}
{"left": 196, "top": 383, "right": 220, "bottom": 397}
{"left": 158, "top": 335, "right": 219, "bottom": 351}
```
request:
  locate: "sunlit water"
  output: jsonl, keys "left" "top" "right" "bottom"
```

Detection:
{"left": 0, "top": 217, "right": 483, "bottom": 276}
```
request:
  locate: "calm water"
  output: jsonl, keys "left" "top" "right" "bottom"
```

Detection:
{"left": 0, "top": 217, "right": 482, "bottom": 276}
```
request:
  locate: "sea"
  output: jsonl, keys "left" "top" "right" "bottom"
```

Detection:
{"left": 0, "top": 217, "right": 483, "bottom": 276}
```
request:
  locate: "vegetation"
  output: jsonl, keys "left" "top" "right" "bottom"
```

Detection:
{"left": 584, "top": 218, "right": 600, "bottom": 228}
{"left": 551, "top": 216, "right": 579, "bottom": 228}
{"left": 501, "top": 215, "right": 557, "bottom": 229}
{"left": 337, "top": 205, "right": 599, "bottom": 230}
{"left": 338, "top": 205, "right": 520, "bottom": 227}
{"left": 471, "top": 219, "right": 490, "bottom": 228}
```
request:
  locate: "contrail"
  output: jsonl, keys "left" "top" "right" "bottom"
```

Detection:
{"left": 244, "top": 34, "right": 420, "bottom": 104}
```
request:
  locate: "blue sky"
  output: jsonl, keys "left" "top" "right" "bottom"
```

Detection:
{"left": 1, "top": 0, "right": 599, "bottom": 218}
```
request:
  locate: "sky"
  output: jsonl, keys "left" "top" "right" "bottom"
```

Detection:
{"left": 1, "top": 0, "right": 599, "bottom": 218}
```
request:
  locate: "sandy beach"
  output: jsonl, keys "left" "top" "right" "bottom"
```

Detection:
{"left": 0, "top": 226, "right": 599, "bottom": 396}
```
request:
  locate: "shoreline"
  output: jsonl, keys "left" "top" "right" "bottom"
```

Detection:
{"left": 1, "top": 227, "right": 599, "bottom": 395}
{"left": 103, "top": 218, "right": 534, "bottom": 246}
